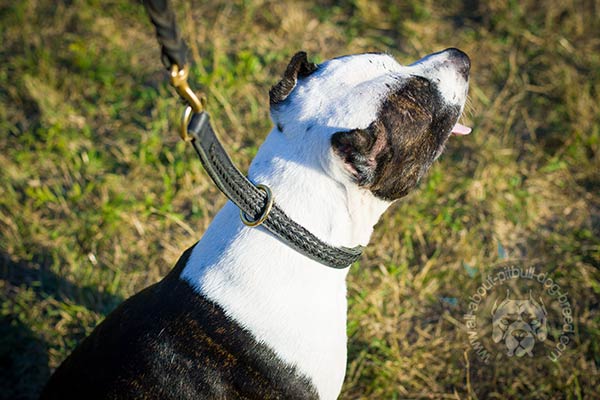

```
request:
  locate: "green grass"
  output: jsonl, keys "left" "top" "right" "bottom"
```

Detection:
{"left": 1, "top": 0, "right": 599, "bottom": 399}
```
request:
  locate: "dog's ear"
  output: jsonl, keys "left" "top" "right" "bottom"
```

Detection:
{"left": 331, "top": 124, "right": 383, "bottom": 187}
{"left": 270, "top": 51, "right": 317, "bottom": 106}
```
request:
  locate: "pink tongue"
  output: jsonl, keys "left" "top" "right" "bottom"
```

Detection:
{"left": 451, "top": 123, "right": 472, "bottom": 136}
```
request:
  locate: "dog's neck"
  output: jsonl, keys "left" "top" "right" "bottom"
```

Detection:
{"left": 181, "top": 128, "right": 389, "bottom": 400}
{"left": 250, "top": 127, "right": 390, "bottom": 248}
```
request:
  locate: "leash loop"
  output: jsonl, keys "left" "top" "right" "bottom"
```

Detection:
{"left": 143, "top": 0, "right": 188, "bottom": 70}
{"left": 240, "top": 184, "right": 274, "bottom": 227}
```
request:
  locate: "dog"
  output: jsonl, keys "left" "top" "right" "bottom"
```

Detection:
{"left": 41, "top": 48, "right": 470, "bottom": 399}
{"left": 491, "top": 290, "right": 548, "bottom": 357}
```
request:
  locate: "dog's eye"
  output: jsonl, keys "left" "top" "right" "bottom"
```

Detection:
{"left": 499, "top": 318, "right": 509, "bottom": 326}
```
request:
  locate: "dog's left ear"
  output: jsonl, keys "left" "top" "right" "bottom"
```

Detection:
{"left": 270, "top": 51, "right": 317, "bottom": 106}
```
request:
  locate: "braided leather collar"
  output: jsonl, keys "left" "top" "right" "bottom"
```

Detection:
{"left": 187, "top": 112, "right": 364, "bottom": 269}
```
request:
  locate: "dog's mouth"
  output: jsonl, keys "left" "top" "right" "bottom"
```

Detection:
{"left": 451, "top": 122, "right": 471, "bottom": 136}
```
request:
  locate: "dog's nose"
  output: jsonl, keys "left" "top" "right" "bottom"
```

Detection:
{"left": 443, "top": 48, "right": 471, "bottom": 80}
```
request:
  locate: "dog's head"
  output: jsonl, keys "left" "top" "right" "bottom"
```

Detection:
{"left": 268, "top": 48, "right": 470, "bottom": 201}
{"left": 491, "top": 290, "right": 548, "bottom": 357}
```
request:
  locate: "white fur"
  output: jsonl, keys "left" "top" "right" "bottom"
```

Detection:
{"left": 181, "top": 50, "right": 468, "bottom": 399}
{"left": 410, "top": 50, "right": 470, "bottom": 109}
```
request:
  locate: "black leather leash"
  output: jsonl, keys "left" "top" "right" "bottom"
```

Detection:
{"left": 143, "top": 0, "right": 363, "bottom": 269}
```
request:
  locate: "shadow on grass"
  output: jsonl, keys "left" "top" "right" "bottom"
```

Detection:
{"left": 0, "top": 317, "right": 49, "bottom": 400}
{"left": 1, "top": 251, "right": 124, "bottom": 315}
{"left": 0, "top": 251, "right": 123, "bottom": 400}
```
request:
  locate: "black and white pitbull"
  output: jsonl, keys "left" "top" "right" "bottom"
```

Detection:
{"left": 42, "top": 48, "right": 471, "bottom": 399}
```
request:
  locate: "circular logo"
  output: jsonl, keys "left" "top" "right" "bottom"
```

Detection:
{"left": 463, "top": 264, "right": 574, "bottom": 363}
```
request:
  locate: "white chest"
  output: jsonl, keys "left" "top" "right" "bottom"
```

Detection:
{"left": 181, "top": 202, "right": 350, "bottom": 400}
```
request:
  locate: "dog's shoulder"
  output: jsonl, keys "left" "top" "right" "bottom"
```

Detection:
{"left": 41, "top": 246, "right": 319, "bottom": 400}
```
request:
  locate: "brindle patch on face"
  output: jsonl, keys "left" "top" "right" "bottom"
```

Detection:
{"left": 332, "top": 76, "right": 460, "bottom": 201}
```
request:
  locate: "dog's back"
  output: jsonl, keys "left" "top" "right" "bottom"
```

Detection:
{"left": 40, "top": 246, "right": 318, "bottom": 400}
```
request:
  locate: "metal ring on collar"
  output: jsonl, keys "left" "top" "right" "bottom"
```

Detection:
{"left": 240, "top": 184, "right": 274, "bottom": 227}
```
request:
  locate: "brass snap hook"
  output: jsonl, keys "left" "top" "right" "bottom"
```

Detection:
{"left": 170, "top": 65, "right": 206, "bottom": 141}
{"left": 169, "top": 65, "right": 205, "bottom": 112}
{"left": 240, "top": 184, "right": 274, "bottom": 227}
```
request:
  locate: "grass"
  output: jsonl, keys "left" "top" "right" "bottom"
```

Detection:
{"left": 1, "top": 0, "right": 599, "bottom": 398}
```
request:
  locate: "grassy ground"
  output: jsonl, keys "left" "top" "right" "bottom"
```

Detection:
{"left": 1, "top": 0, "right": 599, "bottom": 398}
